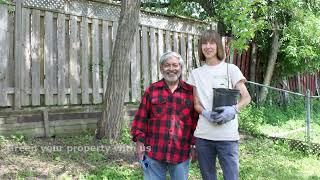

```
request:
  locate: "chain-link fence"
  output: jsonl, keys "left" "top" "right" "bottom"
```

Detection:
{"left": 241, "top": 81, "right": 320, "bottom": 154}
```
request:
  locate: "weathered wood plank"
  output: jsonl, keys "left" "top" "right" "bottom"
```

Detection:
{"left": 187, "top": 34, "right": 193, "bottom": 75}
{"left": 57, "top": 14, "right": 66, "bottom": 105}
{"left": 193, "top": 35, "right": 200, "bottom": 67}
{"left": 31, "top": 9, "right": 41, "bottom": 106}
{"left": 69, "top": 15, "right": 80, "bottom": 104}
{"left": 14, "top": 0, "right": 23, "bottom": 109}
{"left": 157, "top": 29, "right": 164, "bottom": 79}
{"left": 44, "top": 11, "right": 54, "bottom": 105}
{"left": 141, "top": 26, "right": 150, "bottom": 89}
{"left": 92, "top": 18, "right": 101, "bottom": 104}
{"left": 0, "top": 5, "right": 9, "bottom": 107}
{"left": 0, "top": 128, "right": 45, "bottom": 137}
{"left": 81, "top": 17, "right": 89, "bottom": 104}
{"left": 150, "top": 28, "right": 158, "bottom": 83}
{"left": 52, "top": 14, "right": 58, "bottom": 105}
{"left": 49, "top": 123, "right": 97, "bottom": 135}
{"left": 42, "top": 110, "right": 50, "bottom": 137}
{"left": 112, "top": 21, "right": 118, "bottom": 50}
{"left": 22, "top": 8, "right": 31, "bottom": 106}
{"left": 165, "top": 30, "right": 171, "bottom": 51}
{"left": 0, "top": 121, "right": 43, "bottom": 130}
{"left": 180, "top": 33, "right": 186, "bottom": 80}
{"left": 49, "top": 118, "right": 98, "bottom": 126}
{"left": 173, "top": 32, "right": 179, "bottom": 52}
{"left": 102, "top": 21, "right": 110, "bottom": 95}
{"left": 131, "top": 28, "right": 141, "bottom": 101}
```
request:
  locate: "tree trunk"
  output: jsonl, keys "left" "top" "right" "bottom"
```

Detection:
{"left": 249, "top": 41, "right": 257, "bottom": 101}
{"left": 96, "top": 0, "right": 141, "bottom": 140}
{"left": 259, "top": 21, "right": 280, "bottom": 102}
{"left": 249, "top": 41, "right": 257, "bottom": 82}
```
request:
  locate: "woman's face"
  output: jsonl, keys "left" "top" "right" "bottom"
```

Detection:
{"left": 201, "top": 41, "right": 217, "bottom": 59}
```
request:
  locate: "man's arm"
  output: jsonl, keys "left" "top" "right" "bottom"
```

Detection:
{"left": 130, "top": 90, "right": 150, "bottom": 160}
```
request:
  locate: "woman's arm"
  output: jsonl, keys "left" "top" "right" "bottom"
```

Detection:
{"left": 193, "top": 86, "right": 204, "bottom": 114}
{"left": 235, "top": 81, "right": 251, "bottom": 111}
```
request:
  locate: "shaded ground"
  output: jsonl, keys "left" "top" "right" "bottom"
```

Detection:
{"left": 1, "top": 133, "right": 320, "bottom": 179}
{"left": 0, "top": 135, "right": 138, "bottom": 178}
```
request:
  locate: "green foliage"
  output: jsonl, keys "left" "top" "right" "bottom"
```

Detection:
{"left": 279, "top": 11, "right": 320, "bottom": 76}
{"left": 240, "top": 98, "right": 306, "bottom": 134}
{"left": 239, "top": 104, "right": 265, "bottom": 134}
{"left": 120, "top": 123, "right": 132, "bottom": 145}
{"left": 0, "top": 0, "right": 11, "bottom": 4}
{"left": 219, "top": 0, "right": 268, "bottom": 51}
{"left": 10, "top": 133, "right": 27, "bottom": 143}
{"left": 86, "top": 165, "right": 143, "bottom": 180}
{"left": 0, "top": 135, "right": 7, "bottom": 144}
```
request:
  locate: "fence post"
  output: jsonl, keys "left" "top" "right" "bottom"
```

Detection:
{"left": 305, "top": 89, "right": 311, "bottom": 144}
{"left": 14, "top": 0, "right": 23, "bottom": 109}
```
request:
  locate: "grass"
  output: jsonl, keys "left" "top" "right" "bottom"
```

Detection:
{"left": 239, "top": 101, "right": 320, "bottom": 144}
{"left": 1, "top": 99, "right": 320, "bottom": 179}
{"left": 0, "top": 132, "right": 320, "bottom": 179}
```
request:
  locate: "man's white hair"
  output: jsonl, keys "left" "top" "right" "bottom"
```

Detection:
{"left": 159, "top": 51, "right": 184, "bottom": 68}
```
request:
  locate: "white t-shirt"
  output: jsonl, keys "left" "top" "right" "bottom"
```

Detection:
{"left": 187, "top": 61, "right": 246, "bottom": 141}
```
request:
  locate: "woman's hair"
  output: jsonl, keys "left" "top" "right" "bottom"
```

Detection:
{"left": 159, "top": 51, "right": 184, "bottom": 68}
{"left": 198, "top": 30, "right": 225, "bottom": 61}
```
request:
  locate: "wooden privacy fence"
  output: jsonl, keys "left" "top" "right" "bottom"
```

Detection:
{"left": 0, "top": 0, "right": 209, "bottom": 109}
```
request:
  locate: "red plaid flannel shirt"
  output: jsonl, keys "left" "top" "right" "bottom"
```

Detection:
{"left": 131, "top": 79, "right": 198, "bottom": 164}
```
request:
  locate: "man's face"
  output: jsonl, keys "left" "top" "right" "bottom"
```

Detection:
{"left": 160, "top": 57, "right": 182, "bottom": 83}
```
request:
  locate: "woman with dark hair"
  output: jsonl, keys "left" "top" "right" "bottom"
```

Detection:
{"left": 187, "top": 30, "right": 251, "bottom": 180}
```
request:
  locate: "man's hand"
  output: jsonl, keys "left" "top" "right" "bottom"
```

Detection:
{"left": 201, "top": 110, "right": 219, "bottom": 123}
{"left": 214, "top": 105, "right": 238, "bottom": 124}
{"left": 135, "top": 141, "right": 145, "bottom": 160}
{"left": 190, "top": 145, "right": 197, "bottom": 162}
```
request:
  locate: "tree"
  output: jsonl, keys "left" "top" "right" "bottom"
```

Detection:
{"left": 144, "top": 0, "right": 320, "bottom": 100}
{"left": 96, "top": 0, "right": 141, "bottom": 140}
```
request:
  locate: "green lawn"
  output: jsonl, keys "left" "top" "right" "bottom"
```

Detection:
{"left": 0, "top": 133, "right": 319, "bottom": 179}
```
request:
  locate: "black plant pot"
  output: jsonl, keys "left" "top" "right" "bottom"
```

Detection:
{"left": 212, "top": 88, "right": 240, "bottom": 111}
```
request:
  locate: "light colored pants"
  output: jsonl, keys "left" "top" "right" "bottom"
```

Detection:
{"left": 196, "top": 138, "right": 239, "bottom": 180}
{"left": 140, "top": 155, "right": 190, "bottom": 180}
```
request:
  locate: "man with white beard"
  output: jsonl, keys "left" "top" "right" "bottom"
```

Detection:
{"left": 131, "top": 51, "right": 198, "bottom": 180}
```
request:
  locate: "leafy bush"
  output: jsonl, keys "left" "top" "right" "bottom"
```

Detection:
{"left": 239, "top": 104, "right": 264, "bottom": 134}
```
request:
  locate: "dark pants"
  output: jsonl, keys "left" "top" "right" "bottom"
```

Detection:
{"left": 196, "top": 138, "right": 239, "bottom": 180}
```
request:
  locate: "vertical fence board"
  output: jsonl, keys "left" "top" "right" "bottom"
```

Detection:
{"left": 92, "top": 19, "right": 101, "bottom": 104}
{"left": 102, "top": 21, "right": 110, "bottom": 95}
{"left": 57, "top": 14, "right": 66, "bottom": 105}
{"left": 69, "top": 16, "right": 79, "bottom": 104}
{"left": 131, "top": 31, "right": 140, "bottom": 102}
{"left": 0, "top": 5, "right": 9, "bottom": 107}
{"left": 31, "top": 10, "right": 41, "bottom": 106}
{"left": 14, "top": 0, "right": 23, "bottom": 109}
{"left": 173, "top": 32, "right": 179, "bottom": 52}
{"left": 193, "top": 36, "right": 200, "bottom": 67}
{"left": 44, "top": 12, "right": 54, "bottom": 105}
{"left": 187, "top": 34, "right": 193, "bottom": 75}
{"left": 150, "top": 28, "right": 157, "bottom": 82}
{"left": 81, "top": 17, "right": 89, "bottom": 104}
{"left": 165, "top": 30, "right": 171, "bottom": 51}
{"left": 180, "top": 33, "right": 186, "bottom": 80}
{"left": 21, "top": 8, "right": 31, "bottom": 106}
{"left": 141, "top": 26, "right": 150, "bottom": 89}
{"left": 112, "top": 21, "right": 118, "bottom": 49}
{"left": 157, "top": 29, "right": 163, "bottom": 79}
